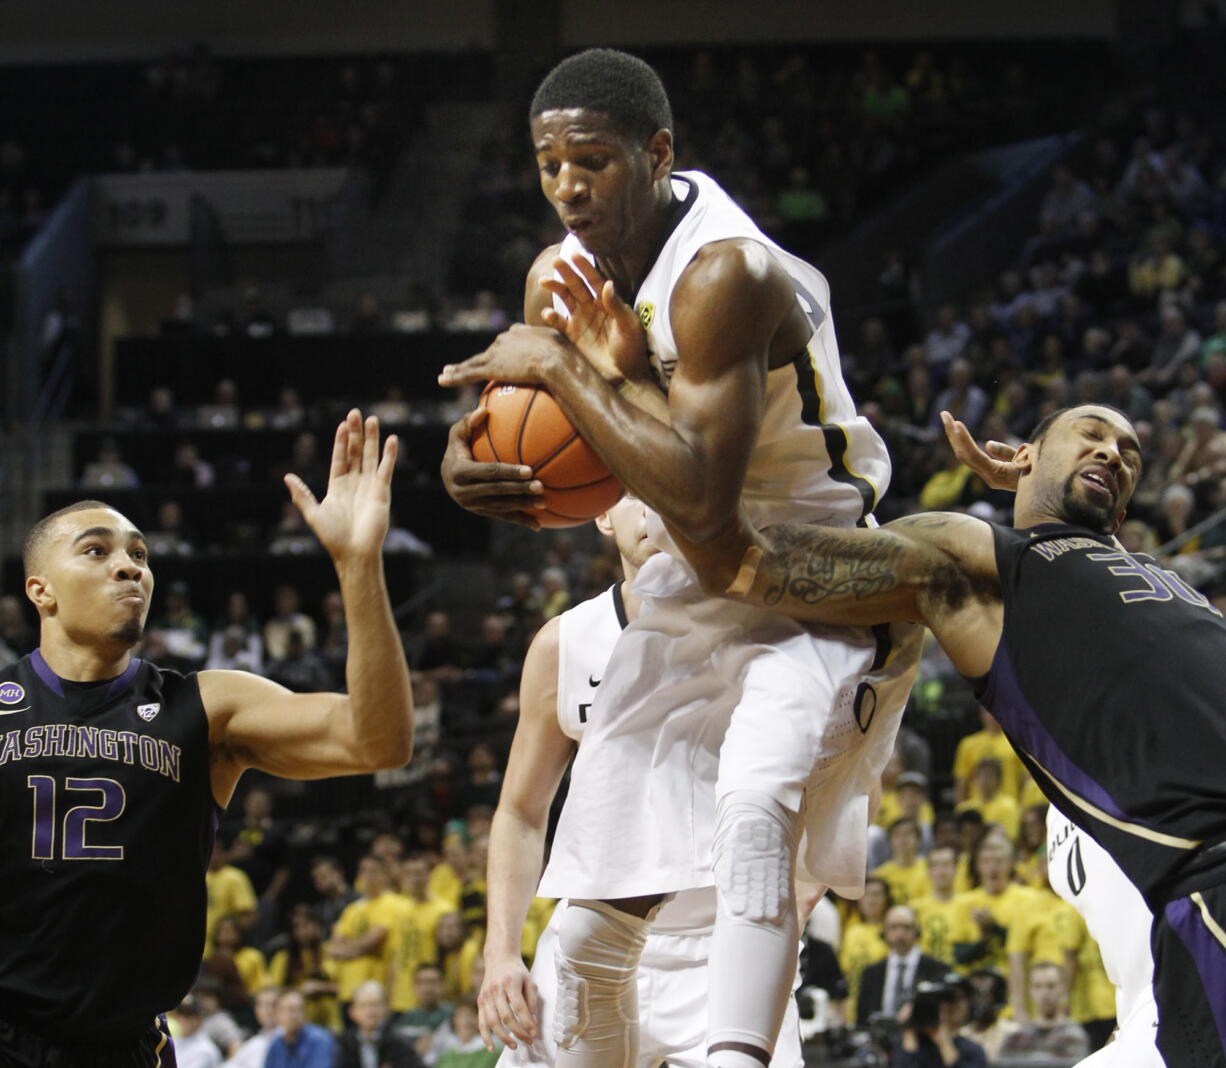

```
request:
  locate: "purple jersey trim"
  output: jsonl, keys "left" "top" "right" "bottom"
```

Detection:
{"left": 980, "top": 642, "right": 1132, "bottom": 823}
{"left": 30, "top": 650, "right": 143, "bottom": 701}
{"left": 1164, "top": 895, "right": 1226, "bottom": 1052}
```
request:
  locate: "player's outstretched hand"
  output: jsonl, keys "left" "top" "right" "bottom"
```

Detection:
{"left": 478, "top": 956, "right": 540, "bottom": 1051}
{"left": 540, "top": 255, "right": 650, "bottom": 386}
{"left": 285, "top": 409, "right": 396, "bottom": 562}
{"left": 940, "top": 410, "right": 1022, "bottom": 492}
{"left": 441, "top": 408, "right": 546, "bottom": 530}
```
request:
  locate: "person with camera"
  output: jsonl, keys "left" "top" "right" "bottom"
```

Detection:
{"left": 893, "top": 981, "right": 987, "bottom": 1068}
{"left": 857, "top": 906, "right": 948, "bottom": 1028}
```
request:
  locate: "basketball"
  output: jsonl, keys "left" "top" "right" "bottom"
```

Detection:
{"left": 470, "top": 382, "right": 623, "bottom": 528}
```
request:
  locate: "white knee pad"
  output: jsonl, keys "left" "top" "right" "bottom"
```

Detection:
{"left": 713, "top": 791, "right": 799, "bottom": 924}
{"left": 552, "top": 899, "right": 652, "bottom": 1063}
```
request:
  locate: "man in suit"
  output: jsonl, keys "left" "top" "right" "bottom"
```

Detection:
{"left": 337, "top": 981, "right": 424, "bottom": 1068}
{"left": 857, "top": 905, "right": 949, "bottom": 1027}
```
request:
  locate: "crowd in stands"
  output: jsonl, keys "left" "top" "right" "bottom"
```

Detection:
{"left": 0, "top": 45, "right": 467, "bottom": 239}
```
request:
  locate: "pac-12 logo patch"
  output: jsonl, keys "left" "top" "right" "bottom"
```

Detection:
{"left": 0, "top": 682, "right": 26, "bottom": 705}
{"left": 136, "top": 702, "right": 161, "bottom": 722}
{"left": 636, "top": 302, "right": 654, "bottom": 330}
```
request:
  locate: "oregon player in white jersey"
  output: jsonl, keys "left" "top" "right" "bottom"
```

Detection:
{"left": 479, "top": 497, "right": 802, "bottom": 1068}
{"left": 440, "top": 49, "right": 920, "bottom": 1068}
{"left": 1046, "top": 805, "right": 1161, "bottom": 1067}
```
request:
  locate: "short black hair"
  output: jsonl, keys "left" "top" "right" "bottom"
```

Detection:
{"left": 530, "top": 48, "right": 672, "bottom": 143}
{"left": 1028, "top": 403, "right": 1130, "bottom": 446}
{"left": 23, "top": 499, "right": 113, "bottom": 577}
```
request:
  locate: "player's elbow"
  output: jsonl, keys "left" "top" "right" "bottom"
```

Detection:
{"left": 374, "top": 731, "right": 413, "bottom": 770}
{"left": 668, "top": 496, "right": 736, "bottom": 548}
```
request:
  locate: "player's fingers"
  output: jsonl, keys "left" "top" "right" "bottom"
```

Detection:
{"left": 446, "top": 410, "right": 486, "bottom": 458}
{"left": 438, "top": 355, "right": 487, "bottom": 386}
{"left": 539, "top": 278, "right": 578, "bottom": 315}
{"left": 505, "top": 982, "right": 536, "bottom": 1039}
{"left": 328, "top": 416, "right": 350, "bottom": 479}
{"left": 571, "top": 254, "right": 610, "bottom": 296}
{"left": 362, "top": 414, "right": 379, "bottom": 474}
{"left": 477, "top": 1002, "right": 499, "bottom": 1052}
{"left": 985, "top": 440, "right": 1017, "bottom": 460}
{"left": 553, "top": 257, "right": 598, "bottom": 302}
{"left": 540, "top": 307, "right": 565, "bottom": 333}
{"left": 377, "top": 433, "right": 398, "bottom": 482}
{"left": 524, "top": 978, "right": 541, "bottom": 1034}
{"left": 345, "top": 408, "right": 363, "bottom": 472}
{"left": 284, "top": 474, "right": 318, "bottom": 522}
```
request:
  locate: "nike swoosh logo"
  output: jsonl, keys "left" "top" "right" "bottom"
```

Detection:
{"left": 0, "top": 706, "right": 30, "bottom": 715}
{"left": 588, "top": 675, "right": 601, "bottom": 687}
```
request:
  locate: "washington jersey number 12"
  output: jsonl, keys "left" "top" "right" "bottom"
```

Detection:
{"left": 27, "top": 776, "right": 126, "bottom": 860}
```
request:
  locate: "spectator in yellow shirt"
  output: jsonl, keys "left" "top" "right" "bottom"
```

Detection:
{"left": 956, "top": 758, "right": 1020, "bottom": 840}
{"left": 1049, "top": 896, "right": 1117, "bottom": 1049}
{"left": 388, "top": 853, "right": 454, "bottom": 1012}
{"left": 950, "top": 831, "right": 1044, "bottom": 1023}
{"left": 327, "top": 855, "right": 410, "bottom": 1006}
{"left": 205, "top": 845, "right": 258, "bottom": 953}
{"left": 267, "top": 904, "right": 341, "bottom": 1031}
{"left": 953, "top": 810, "right": 986, "bottom": 893}
{"left": 873, "top": 817, "right": 933, "bottom": 906}
{"left": 1014, "top": 804, "right": 1050, "bottom": 890}
{"left": 437, "top": 911, "right": 484, "bottom": 1001}
{"left": 429, "top": 832, "right": 468, "bottom": 908}
{"left": 952, "top": 708, "right": 1024, "bottom": 802}
{"left": 876, "top": 770, "right": 936, "bottom": 844}
{"left": 912, "top": 845, "right": 961, "bottom": 967}
{"left": 839, "top": 876, "right": 891, "bottom": 1025}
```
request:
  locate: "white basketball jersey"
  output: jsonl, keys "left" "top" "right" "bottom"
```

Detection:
{"left": 556, "top": 584, "right": 627, "bottom": 743}
{"left": 554, "top": 584, "right": 716, "bottom": 934}
{"left": 1046, "top": 804, "right": 1156, "bottom": 1032}
{"left": 555, "top": 169, "right": 891, "bottom": 534}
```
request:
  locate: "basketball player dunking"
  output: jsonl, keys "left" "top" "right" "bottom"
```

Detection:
{"left": 481, "top": 496, "right": 803, "bottom": 1068}
{"left": 440, "top": 48, "right": 919, "bottom": 1068}
{"left": 665, "top": 403, "right": 1226, "bottom": 1068}
{"left": 0, "top": 411, "right": 413, "bottom": 1066}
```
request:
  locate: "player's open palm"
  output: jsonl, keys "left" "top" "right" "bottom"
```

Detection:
{"left": 540, "top": 255, "right": 650, "bottom": 386}
{"left": 478, "top": 955, "right": 540, "bottom": 1050}
{"left": 285, "top": 409, "right": 397, "bottom": 561}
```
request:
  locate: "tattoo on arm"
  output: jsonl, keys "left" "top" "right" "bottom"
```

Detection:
{"left": 761, "top": 526, "right": 903, "bottom": 607}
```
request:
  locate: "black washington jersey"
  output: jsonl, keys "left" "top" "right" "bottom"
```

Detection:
{"left": 974, "top": 523, "right": 1226, "bottom": 903}
{"left": 0, "top": 652, "right": 216, "bottom": 1039}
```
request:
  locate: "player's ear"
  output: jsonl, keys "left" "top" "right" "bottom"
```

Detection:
{"left": 646, "top": 129, "right": 673, "bottom": 183}
{"left": 1012, "top": 441, "right": 1037, "bottom": 476}
{"left": 595, "top": 511, "right": 615, "bottom": 537}
{"left": 25, "top": 574, "right": 53, "bottom": 612}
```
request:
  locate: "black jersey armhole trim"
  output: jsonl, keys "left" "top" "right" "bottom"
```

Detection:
{"left": 611, "top": 582, "right": 630, "bottom": 630}
{"left": 615, "top": 174, "right": 698, "bottom": 307}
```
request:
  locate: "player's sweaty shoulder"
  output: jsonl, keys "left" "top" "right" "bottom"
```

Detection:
{"left": 670, "top": 239, "right": 796, "bottom": 365}
{"left": 679, "top": 237, "right": 790, "bottom": 300}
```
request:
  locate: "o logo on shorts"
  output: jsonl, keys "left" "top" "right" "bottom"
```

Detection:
{"left": 853, "top": 682, "right": 877, "bottom": 734}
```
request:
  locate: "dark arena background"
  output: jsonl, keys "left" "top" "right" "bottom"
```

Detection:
{"left": 1, "top": 1, "right": 1221, "bottom": 1064}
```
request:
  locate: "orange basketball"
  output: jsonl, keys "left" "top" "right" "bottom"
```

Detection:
{"left": 470, "top": 382, "right": 623, "bottom": 528}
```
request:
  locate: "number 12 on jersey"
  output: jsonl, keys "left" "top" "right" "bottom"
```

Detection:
{"left": 27, "top": 775, "right": 126, "bottom": 861}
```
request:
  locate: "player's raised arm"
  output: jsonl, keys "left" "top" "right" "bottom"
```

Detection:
{"left": 201, "top": 410, "right": 413, "bottom": 806}
{"left": 479, "top": 615, "right": 573, "bottom": 1051}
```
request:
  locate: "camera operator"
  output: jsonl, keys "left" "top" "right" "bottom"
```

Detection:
{"left": 893, "top": 981, "right": 987, "bottom": 1068}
